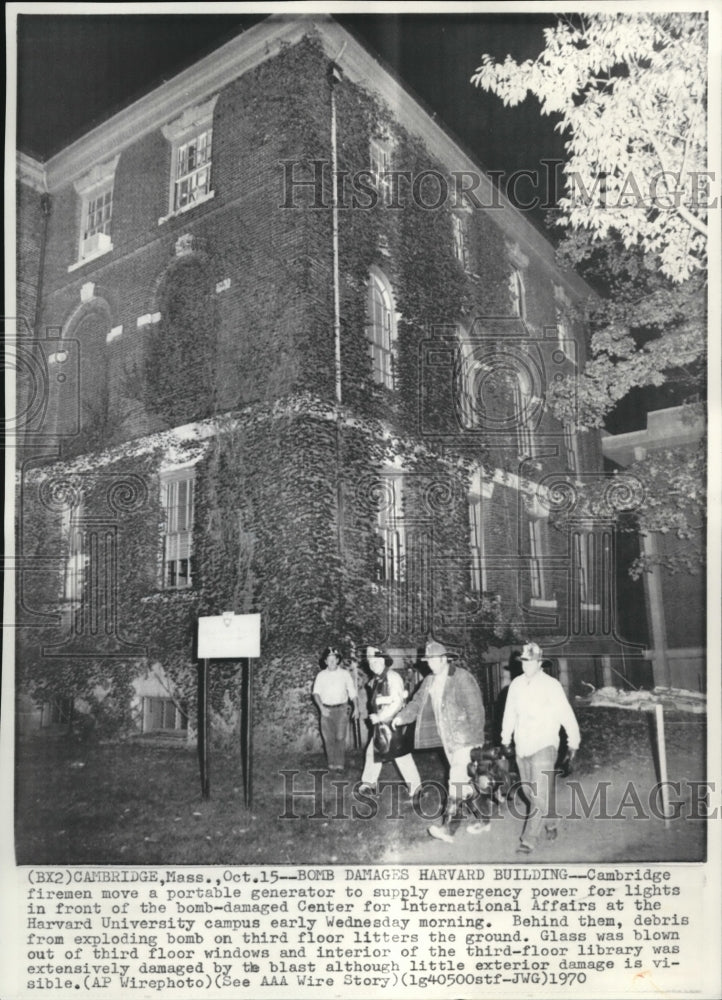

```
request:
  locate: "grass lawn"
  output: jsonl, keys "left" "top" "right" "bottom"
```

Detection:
{"left": 15, "top": 707, "right": 706, "bottom": 866}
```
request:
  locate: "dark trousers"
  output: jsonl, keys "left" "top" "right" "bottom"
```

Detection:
{"left": 320, "top": 705, "right": 350, "bottom": 769}
{"left": 516, "top": 744, "right": 558, "bottom": 845}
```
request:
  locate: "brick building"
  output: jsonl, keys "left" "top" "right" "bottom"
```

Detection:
{"left": 15, "top": 15, "right": 642, "bottom": 745}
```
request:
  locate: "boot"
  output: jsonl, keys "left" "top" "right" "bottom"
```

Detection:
{"left": 428, "top": 798, "right": 463, "bottom": 843}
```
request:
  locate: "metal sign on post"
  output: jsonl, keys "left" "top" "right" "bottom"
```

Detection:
{"left": 196, "top": 613, "right": 260, "bottom": 806}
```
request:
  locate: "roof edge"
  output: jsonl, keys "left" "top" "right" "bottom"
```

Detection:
{"left": 28, "top": 13, "right": 592, "bottom": 300}
{"left": 17, "top": 151, "right": 46, "bottom": 192}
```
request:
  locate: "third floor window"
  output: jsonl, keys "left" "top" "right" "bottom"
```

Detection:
{"left": 173, "top": 128, "right": 213, "bottom": 212}
{"left": 82, "top": 184, "right": 113, "bottom": 254}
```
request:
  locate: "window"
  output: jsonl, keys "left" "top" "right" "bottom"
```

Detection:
{"left": 160, "top": 95, "right": 218, "bottom": 222}
{"left": 161, "top": 472, "right": 195, "bottom": 589}
{"left": 468, "top": 465, "right": 487, "bottom": 592}
{"left": 70, "top": 156, "right": 119, "bottom": 269}
{"left": 452, "top": 208, "right": 471, "bottom": 270}
{"left": 556, "top": 305, "right": 570, "bottom": 350}
{"left": 514, "top": 374, "right": 535, "bottom": 459}
{"left": 554, "top": 284, "right": 576, "bottom": 356}
{"left": 173, "top": 128, "right": 212, "bottom": 211}
{"left": 563, "top": 424, "right": 578, "bottom": 473}
{"left": 456, "top": 326, "right": 479, "bottom": 429}
{"left": 509, "top": 268, "right": 526, "bottom": 319}
{"left": 369, "top": 138, "right": 392, "bottom": 204}
{"left": 528, "top": 519, "right": 544, "bottom": 600}
{"left": 62, "top": 502, "right": 86, "bottom": 605}
{"left": 142, "top": 696, "right": 187, "bottom": 733}
{"left": 572, "top": 532, "right": 589, "bottom": 605}
{"left": 376, "top": 472, "right": 405, "bottom": 583}
{"left": 83, "top": 185, "right": 113, "bottom": 250}
{"left": 366, "top": 268, "right": 397, "bottom": 389}
{"left": 573, "top": 530, "right": 601, "bottom": 608}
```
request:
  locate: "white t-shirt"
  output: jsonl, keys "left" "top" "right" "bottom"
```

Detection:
{"left": 312, "top": 668, "right": 356, "bottom": 706}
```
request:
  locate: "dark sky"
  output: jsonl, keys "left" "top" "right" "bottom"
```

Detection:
{"left": 16, "top": 12, "right": 565, "bottom": 217}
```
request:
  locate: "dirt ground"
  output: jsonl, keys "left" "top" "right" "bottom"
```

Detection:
{"left": 15, "top": 706, "right": 707, "bottom": 866}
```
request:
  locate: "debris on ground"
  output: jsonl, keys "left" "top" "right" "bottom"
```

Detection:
{"left": 575, "top": 684, "right": 706, "bottom": 714}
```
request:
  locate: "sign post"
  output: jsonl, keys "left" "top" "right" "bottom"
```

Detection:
{"left": 196, "top": 613, "right": 261, "bottom": 804}
{"left": 197, "top": 657, "right": 210, "bottom": 799}
{"left": 240, "top": 658, "right": 252, "bottom": 808}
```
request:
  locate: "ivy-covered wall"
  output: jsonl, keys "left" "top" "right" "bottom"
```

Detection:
{"left": 18, "top": 31, "right": 604, "bottom": 745}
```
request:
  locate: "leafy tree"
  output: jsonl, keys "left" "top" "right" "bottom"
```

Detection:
{"left": 472, "top": 13, "right": 708, "bottom": 573}
{"left": 472, "top": 12, "right": 709, "bottom": 281}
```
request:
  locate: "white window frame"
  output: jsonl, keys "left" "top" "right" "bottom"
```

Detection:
{"left": 509, "top": 267, "right": 526, "bottom": 319}
{"left": 528, "top": 518, "right": 545, "bottom": 601}
{"left": 62, "top": 501, "right": 87, "bottom": 605}
{"left": 563, "top": 423, "right": 578, "bottom": 473}
{"left": 456, "top": 324, "right": 485, "bottom": 430}
{"left": 142, "top": 695, "right": 187, "bottom": 733}
{"left": 573, "top": 530, "right": 602, "bottom": 610}
{"left": 556, "top": 306, "right": 570, "bottom": 351}
{"left": 369, "top": 137, "right": 392, "bottom": 205}
{"left": 160, "top": 95, "right": 218, "bottom": 224}
{"left": 366, "top": 267, "right": 397, "bottom": 389}
{"left": 468, "top": 464, "right": 488, "bottom": 593}
{"left": 376, "top": 469, "right": 405, "bottom": 584}
{"left": 514, "top": 373, "right": 536, "bottom": 459}
{"left": 69, "top": 156, "right": 119, "bottom": 271}
{"left": 160, "top": 470, "right": 195, "bottom": 590}
{"left": 572, "top": 531, "right": 588, "bottom": 605}
{"left": 554, "top": 283, "right": 577, "bottom": 360}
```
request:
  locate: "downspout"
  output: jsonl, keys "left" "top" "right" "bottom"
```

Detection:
{"left": 34, "top": 191, "right": 52, "bottom": 338}
{"left": 329, "top": 56, "right": 344, "bottom": 413}
{"left": 29, "top": 188, "right": 52, "bottom": 449}
{"left": 328, "top": 56, "right": 345, "bottom": 568}
{"left": 329, "top": 53, "right": 362, "bottom": 741}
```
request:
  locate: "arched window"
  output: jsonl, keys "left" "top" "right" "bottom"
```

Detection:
{"left": 146, "top": 257, "right": 215, "bottom": 425}
{"left": 366, "top": 268, "right": 397, "bottom": 389}
{"left": 58, "top": 303, "right": 112, "bottom": 450}
{"left": 74, "top": 308, "right": 110, "bottom": 428}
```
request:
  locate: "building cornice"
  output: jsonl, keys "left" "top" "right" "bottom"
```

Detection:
{"left": 17, "top": 151, "right": 47, "bottom": 192}
{"left": 35, "top": 13, "right": 591, "bottom": 301}
{"left": 602, "top": 405, "right": 705, "bottom": 467}
{"left": 41, "top": 16, "right": 311, "bottom": 194}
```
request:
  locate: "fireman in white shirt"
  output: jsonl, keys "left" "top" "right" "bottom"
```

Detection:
{"left": 312, "top": 647, "right": 357, "bottom": 772}
{"left": 501, "top": 641, "right": 580, "bottom": 853}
